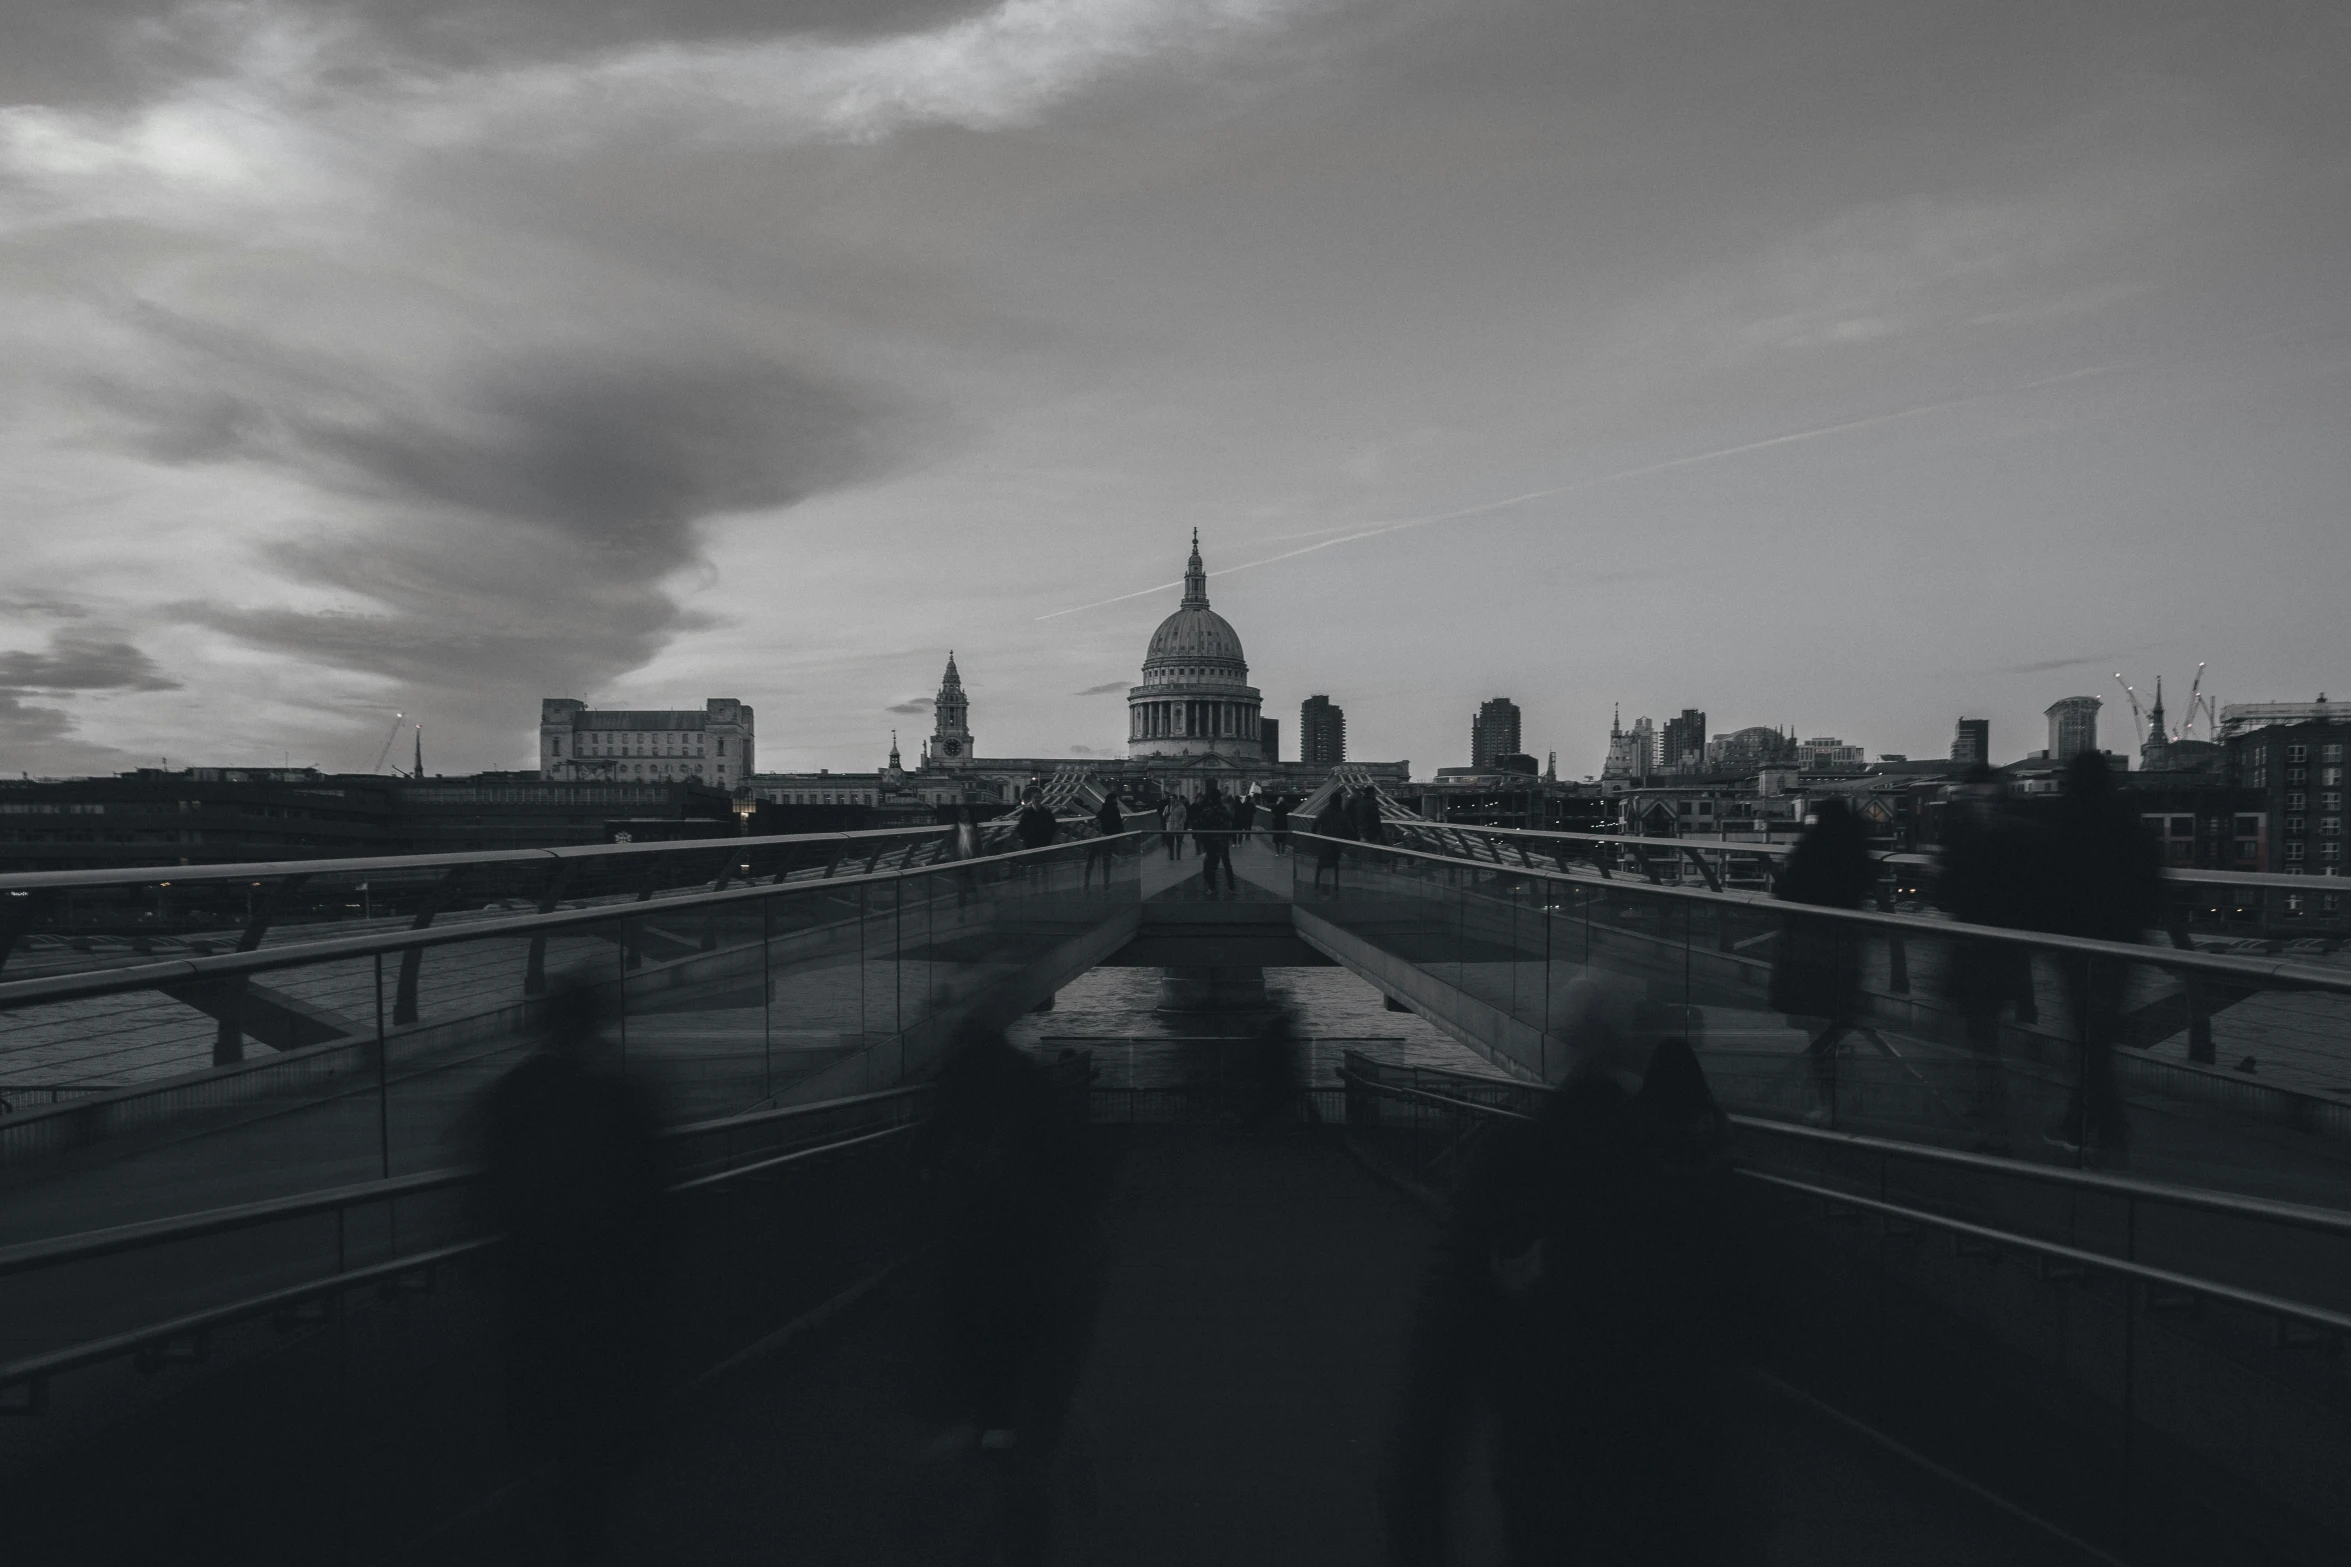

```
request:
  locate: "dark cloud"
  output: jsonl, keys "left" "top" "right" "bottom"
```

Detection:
{"left": 0, "top": 597, "right": 91, "bottom": 620}
{"left": 886, "top": 696, "right": 936, "bottom": 714}
{"left": 0, "top": 691, "right": 75, "bottom": 745}
{"left": 0, "top": 633, "right": 180, "bottom": 692}
{"left": 99, "top": 327, "right": 912, "bottom": 759}
{"left": 1073, "top": 680, "right": 1128, "bottom": 695}
{"left": 1996, "top": 648, "right": 2143, "bottom": 675}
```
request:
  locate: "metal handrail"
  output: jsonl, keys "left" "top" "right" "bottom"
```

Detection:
{"left": 1337, "top": 1065, "right": 2351, "bottom": 1336}
{"left": 1342, "top": 1058, "right": 2351, "bottom": 1232}
{"left": 0, "top": 831, "right": 1142, "bottom": 1012}
{"left": 1381, "top": 819, "right": 2329, "bottom": 893}
{"left": 0, "top": 1106, "right": 931, "bottom": 1402}
{"left": 0, "top": 822, "right": 957, "bottom": 895}
{"left": 0, "top": 1083, "right": 934, "bottom": 1279}
{"left": 1292, "top": 832, "right": 2351, "bottom": 994}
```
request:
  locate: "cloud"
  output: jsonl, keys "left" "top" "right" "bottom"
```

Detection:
{"left": 0, "top": 632, "right": 179, "bottom": 691}
{"left": 1073, "top": 680, "right": 1127, "bottom": 695}
{"left": 887, "top": 696, "right": 936, "bottom": 714}
{"left": 0, "top": 690, "right": 75, "bottom": 744}
{"left": 1995, "top": 646, "right": 2153, "bottom": 676}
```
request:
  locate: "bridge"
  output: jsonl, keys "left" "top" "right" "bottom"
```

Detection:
{"left": 1, "top": 810, "right": 2347, "bottom": 1563}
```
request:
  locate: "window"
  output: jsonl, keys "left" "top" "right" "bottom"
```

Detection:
{"left": 2286, "top": 843, "right": 2306, "bottom": 862}
{"left": 2324, "top": 818, "right": 2344, "bottom": 837}
{"left": 2326, "top": 794, "right": 2346, "bottom": 811}
{"left": 2287, "top": 744, "right": 2308, "bottom": 763}
{"left": 2326, "top": 744, "right": 2346, "bottom": 763}
{"left": 2289, "top": 792, "right": 2307, "bottom": 810}
{"left": 2327, "top": 767, "right": 2346, "bottom": 787}
{"left": 2289, "top": 768, "right": 2309, "bottom": 785}
{"left": 2286, "top": 817, "right": 2305, "bottom": 834}
{"left": 2234, "top": 814, "right": 2262, "bottom": 836}
{"left": 2323, "top": 843, "right": 2344, "bottom": 863}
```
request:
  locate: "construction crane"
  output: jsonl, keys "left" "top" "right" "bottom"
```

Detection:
{"left": 2113, "top": 674, "right": 2146, "bottom": 739}
{"left": 370, "top": 713, "right": 407, "bottom": 774}
{"left": 2180, "top": 662, "right": 2218, "bottom": 741}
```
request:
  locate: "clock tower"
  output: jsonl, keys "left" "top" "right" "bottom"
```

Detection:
{"left": 929, "top": 651, "right": 974, "bottom": 768}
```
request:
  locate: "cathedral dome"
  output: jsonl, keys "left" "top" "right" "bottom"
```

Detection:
{"left": 1145, "top": 605, "right": 1247, "bottom": 669}
{"left": 1139, "top": 532, "right": 1248, "bottom": 682}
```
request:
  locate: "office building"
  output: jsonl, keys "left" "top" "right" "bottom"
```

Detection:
{"left": 1951, "top": 717, "right": 1990, "bottom": 767}
{"left": 1471, "top": 698, "right": 1522, "bottom": 769}
{"left": 1660, "top": 708, "right": 1707, "bottom": 773}
{"left": 2045, "top": 696, "right": 2101, "bottom": 763}
{"left": 1300, "top": 695, "right": 1346, "bottom": 767}
{"left": 540, "top": 697, "right": 755, "bottom": 789}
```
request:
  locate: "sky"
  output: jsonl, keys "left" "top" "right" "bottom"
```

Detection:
{"left": 2, "top": 0, "right": 2346, "bottom": 781}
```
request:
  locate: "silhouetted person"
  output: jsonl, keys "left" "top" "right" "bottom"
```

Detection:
{"left": 1385, "top": 1042, "right": 1747, "bottom": 1565}
{"left": 482, "top": 982, "right": 669, "bottom": 1564}
{"left": 1353, "top": 784, "right": 1386, "bottom": 845}
{"left": 916, "top": 1025, "right": 1100, "bottom": 1563}
{"left": 1268, "top": 792, "right": 1292, "bottom": 856}
{"left": 1194, "top": 786, "right": 1236, "bottom": 895}
{"left": 1015, "top": 786, "right": 1057, "bottom": 850}
{"left": 1770, "top": 797, "right": 1885, "bottom": 1123}
{"left": 1233, "top": 790, "right": 1257, "bottom": 845}
{"left": 2046, "top": 750, "right": 2163, "bottom": 1165}
{"left": 1935, "top": 768, "right": 2049, "bottom": 1151}
{"left": 1086, "top": 791, "right": 1124, "bottom": 891}
{"left": 1311, "top": 788, "right": 1355, "bottom": 895}
{"left": 1164, "top": 793, "right": 1188, "bottom": 859}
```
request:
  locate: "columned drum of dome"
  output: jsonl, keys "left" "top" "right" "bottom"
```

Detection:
{"left": 1128, "top": 532, "right": 1266, "bottom": 761}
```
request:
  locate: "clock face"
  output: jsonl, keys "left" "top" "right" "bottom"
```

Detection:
{"left": 943, "top": 740, "right": 962, "bottom": 756}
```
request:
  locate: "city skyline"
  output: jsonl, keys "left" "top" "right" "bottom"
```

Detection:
{"left": 2, "top": 2, "right": 2346, "bottom": 780}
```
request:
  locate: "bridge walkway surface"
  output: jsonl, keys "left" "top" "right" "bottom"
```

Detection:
{"left": 431, "top": 1125, "right": 2099, "bottom": 1566}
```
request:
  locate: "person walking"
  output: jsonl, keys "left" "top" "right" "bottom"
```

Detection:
{"left": 1311, "top": 787, "right": 1355, "bottom": 896}
{"left": 1193, "top": 786, "right": 1236, "bottom": 896}
{"left": 1233, "top": 790, "right": 1256, "bottom": 848}
{"left": 1769, "top": 798, "right": 1885, "bottom": 1124}
{"left": 1085, "top": 790, "right": 1124, "bottom": 892}
{"left": 481, "top": 982, "right": 670, "bottom": 1564}
{"left": 1934, "top": 768, "right": 2049, "bottom": 1151}
{"left": 2045, "top": 749, "right": 2162, "bottom": 1166}
{"left": 1163, "top": 793, "right": 1188, "bottom": 860}
{"left": 1352, "top": 784, "right": 1386, "bottom": 845}
{"left": 1267, "top": 792, "right": 1292, "bottom": 857}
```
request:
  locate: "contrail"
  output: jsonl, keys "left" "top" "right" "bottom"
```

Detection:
{"left": 1033, "top": 362, "right": 2133, "bottom": 621}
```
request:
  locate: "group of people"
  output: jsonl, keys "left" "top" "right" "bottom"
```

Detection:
{"left": 1308, "top": 784, "right": 1388, "bottom": 894}
{"left": 1771, "top": 748, "right": 2163, "bottom": 1163}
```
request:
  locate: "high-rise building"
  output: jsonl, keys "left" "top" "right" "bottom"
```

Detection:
{"left": 1260, "top": 717, "right": 1280, "bottom": 764}
{"left": 1471, "top": 698, "right": 1522, "bottom": 769}
{"left": 2046, "top": 696, "right": 2101, "bottom": 763}
{"left": 541, "top": 697, "right": 754, "bottom": 788}
{"left": 1660, "top": 708, "right": 1707, "bottom": 772}
{"left": 1301, "top": 695, "right": 1346, "bottom": 766}
{"left": 1951, "top": 717, "right": 1990, "bottom": 767}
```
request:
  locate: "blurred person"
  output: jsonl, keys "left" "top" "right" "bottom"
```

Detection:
{"left": 1233, "top": 789, "right": 1257, "bottom": 846}
{"left": 1311, "top": 788, "right": 1355, "bottom": 895}
{"left": 1015, "top": 786, "right": 1057, "bottom": 851}
{"left": 1383, "top": 1040, "right": 1747, "bottom": 1565}
{"left": 1164, "top": 793, "right": 1189, "bottom": 860}
{"left": 1353, "top": 784, "right": 1387, "bottom": 845}
{"left": 1086, "top": 790, "right": 1125, "bottom": 892}
{"left": 945, "top": 801, "right": 984, "bottom": 909}
{"left": 1934, "top": 768, "right": 2050, "bottom": 1152}
{"left": 915, "top": 1024, "right": 1102, "bottom": 1563}
{"left": 481, "top": 980, "right": 670, "bottom": 1564}
{"left": 1268, "top": 792, "right": 1293, "bottom": 856}
{"left": 1769, "top": 798, "right": 1885, "bottom": 1124}
{"left": 2045, "top": 750, "right": 2163, "bottom": 1166}
{"left": 1194, "top": 785, "right": 1236, "bottom": 896}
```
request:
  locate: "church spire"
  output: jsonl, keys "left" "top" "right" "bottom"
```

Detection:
{"left": 1182, "top": 529, "right": 1209, "bottom": 609}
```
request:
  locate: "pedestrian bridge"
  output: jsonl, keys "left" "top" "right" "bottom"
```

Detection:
{"left": 1, "top": 818, "right": 2347, "bottom": 1563}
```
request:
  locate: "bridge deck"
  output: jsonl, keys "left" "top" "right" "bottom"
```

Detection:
{"left": 440, "top": 1127, "right": 2101, "bottom": 1565}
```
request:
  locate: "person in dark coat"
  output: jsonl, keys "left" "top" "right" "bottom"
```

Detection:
{"left": 1311, "top": 788, "right": 1355, "bottom": 895}
{"left": 1233, "top": 790, "right": 1257, "bottom": 846}
{"left": 1014, "top": 786, "right": 1057, "bottom": 851}
{"left": 481, "top": 981, "right": 670, "bottom": 1564}
{"left": 2045, "top": 750, "right": 2163, "bottom": 1165}
{"left": 1934, "top": 768, "right": 2051, "bottom": 1150}
{"left": 915, "top": 1025, "right": 1102, "bottom": 1562}
{"left": 1193, "top": 786, "right": 1236, "bottom": 895}
{"left": 1352, "top": 785, "right": 1387, "bottom": 845}
{"left": 1384, "top": 1041, "right": 1748, "bottom": 1566}
{"left": 1267, "top": 793, "right": 1292, "bottom": 856}
{"left": 1770, "top": 797, "right": 1886, "bottom": 1122}
{"left": 1085, "top": 791, "right": 1124, "bottom": 891}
